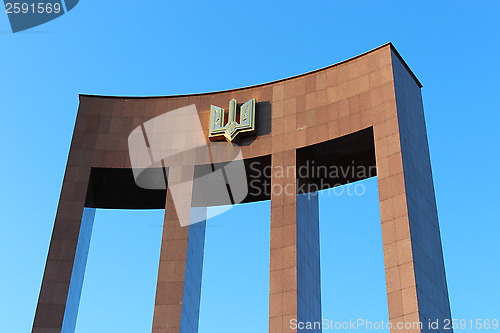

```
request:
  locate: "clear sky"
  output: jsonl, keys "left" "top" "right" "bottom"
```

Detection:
{"left": 0, "top": 1, "right": 499, "bottom": 332}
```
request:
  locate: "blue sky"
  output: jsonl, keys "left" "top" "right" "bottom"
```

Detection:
{"left": 0, "top": 1, "right": 499, "bottom": 332}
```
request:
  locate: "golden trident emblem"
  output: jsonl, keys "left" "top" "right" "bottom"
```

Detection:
{"left": 208, "top": 98, "right": 256, "bottom": 142}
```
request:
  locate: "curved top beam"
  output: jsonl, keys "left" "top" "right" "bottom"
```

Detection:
{"left": 79, "top": 42, "right": 421, "bottom": 100}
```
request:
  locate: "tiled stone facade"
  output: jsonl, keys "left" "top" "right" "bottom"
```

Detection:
{"left": 32, "top": 43, "right": 452, "bottom": 333}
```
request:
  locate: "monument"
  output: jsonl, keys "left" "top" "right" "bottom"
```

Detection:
{"left": 32, "top": 43, "right": 453, "bottom": 333}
